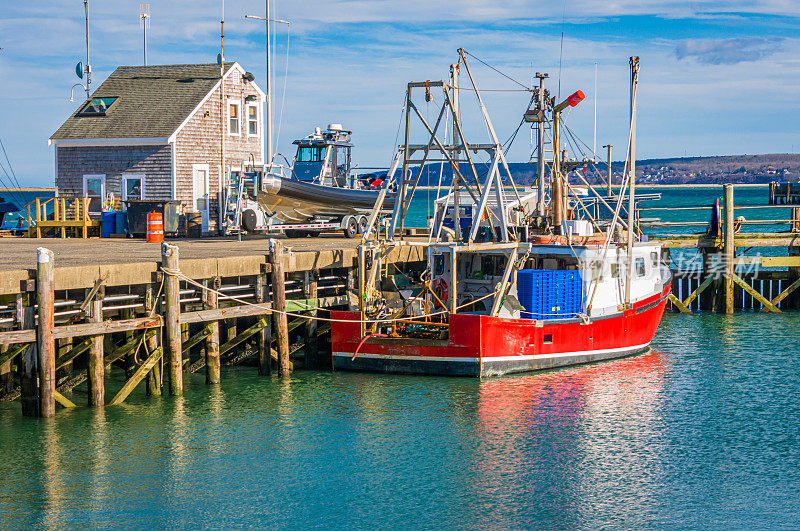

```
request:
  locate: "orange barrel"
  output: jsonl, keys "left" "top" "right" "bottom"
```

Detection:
{"left": 146, "top": 212, "right": 164, "bottom": 243}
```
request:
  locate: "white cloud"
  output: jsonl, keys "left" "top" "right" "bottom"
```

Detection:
{"left": 676, "top": 37, "right": 783, "bottom": 64}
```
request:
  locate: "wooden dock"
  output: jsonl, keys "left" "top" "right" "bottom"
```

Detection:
{"left": 769, "top": 181, "right": 800, "bottom": 205}
{"left": 0, "top": 236, "right": 424, "bottom": 416}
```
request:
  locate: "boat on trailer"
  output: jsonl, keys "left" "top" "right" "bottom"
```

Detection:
{"left": 331, "top": 52, "right": 669, "bottom": 377}
{"left": 225, "top": 124, "right": 396, "bottom": 238}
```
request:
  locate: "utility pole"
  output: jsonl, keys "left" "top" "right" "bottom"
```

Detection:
{"left": 536, "top": 72, "right": 548, "bottom": 218}
{"left": 245, "top": 8, "right": 289, "bottom": 170}
{"left": 603, "top": 144, "right": 612, "bottom": 196}
{"left": 140, "top": 4, "right": 150, "bottom": 66}
{"left": 624, "top": 56, "right": 640, "bottom": 308}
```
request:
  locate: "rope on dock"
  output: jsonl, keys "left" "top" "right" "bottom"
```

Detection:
{"left": 160, "top": 267, "right": 450, "bottom": 324}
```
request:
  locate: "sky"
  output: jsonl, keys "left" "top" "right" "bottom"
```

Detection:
{"left": 1, "top": 0, "right": 800, "bottom": 187}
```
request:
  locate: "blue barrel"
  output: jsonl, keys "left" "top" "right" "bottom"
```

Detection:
{"left": 100, "top": 212, "right": 115, "bottom": 238}
{"left": 115, "top": 211, "right": 127, "bottom": 235}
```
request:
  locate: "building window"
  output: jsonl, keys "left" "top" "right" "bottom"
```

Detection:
{"left": 228, "top": 102, "right": 240, "bottom": 135}
{"left": 247, "top": 104, "right": 258, "bottom": 136}
{"left": 77, "top": 97, "right": 118, "bottom": 116}
{"left": 83, "top": 174, "right": 105, "bottom": 213}
{"left": 123, "top": 175, "right": 144, "bottom": 201}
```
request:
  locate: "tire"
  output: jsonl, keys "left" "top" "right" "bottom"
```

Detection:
{"left": 357, "top": 216, "right": 368, "bottom": 234}
{"left": 241, "top": 209, "right": 258, "bottom": 232}
{"left": 285, "top": 229, "right": 303, "bottom": 238}
{"left": 343, "top": 217, "right": 358, "bottom": 239}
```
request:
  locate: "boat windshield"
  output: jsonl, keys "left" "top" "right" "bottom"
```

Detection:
{"left": 296, "top": 146, "right": 325, "bottom": 162}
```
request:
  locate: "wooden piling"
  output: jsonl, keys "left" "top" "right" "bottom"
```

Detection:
{"left": 36, "top": 247, "right": 56, "bottom": 418}
{"left": 145, "top": 283, "right": 161, "bottom": 396}
{"left": 304, "top": 270, "right": 319, "bottom": 369}
{"left": 269, "top": 239, "right": 291, "bottom": 377}
{"left": 205, "top": 277, "right": 221, "bottom": 384}
{"left": 723, "top": 184, "right": 735, "bottom": 314}
{"left": 256, "top": 270, "right": 271, "bottom": 376}
{"left": 0, "top": 344, "right": 12, "bottom": 397}
{"left": 162, "top": 243, "right": 183, "bottom": 395}
{"left": 87, "top": 298, "right": 105, "bottom": 406}
{"left": 19, "top": 295, "right": 38, "bottom": 417}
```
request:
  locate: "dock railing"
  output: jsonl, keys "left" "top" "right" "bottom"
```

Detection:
{"left": 25, "top": 196, "right": 98, "bottom": 238}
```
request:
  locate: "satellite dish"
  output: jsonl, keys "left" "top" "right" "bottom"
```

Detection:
{"left": 216, "top": 53, "right": 223, "bottom": 66}
{"left": 76, "top": 62, "right": 83, "bottom": 79}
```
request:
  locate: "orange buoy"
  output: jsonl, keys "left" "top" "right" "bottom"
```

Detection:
{"left": 146, "top": 212, "right": 164, "bottom": 243}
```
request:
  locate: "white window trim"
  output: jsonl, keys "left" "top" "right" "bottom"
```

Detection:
{"left": 246, "top": 102, "right": 259, "bottom": 138}
{"left": 191, "top": 163, "right": 210, "bottom": 213}
{"left": 82, "top": 174, "right": 105, "bottom": 212}
{"left": 122, "top": 173, "right": 145, "bottom": 201}
{"left": 227, "top": 99, "right": 241, "bottom": 136}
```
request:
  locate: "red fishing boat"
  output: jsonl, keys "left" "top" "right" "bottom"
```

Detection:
{"left": 331, "top": 53, "right": 668, "bottom": 377}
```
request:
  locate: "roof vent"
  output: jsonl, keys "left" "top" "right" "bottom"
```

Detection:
{"left": 327, "top": 123, "right": 343, "bottom": 132}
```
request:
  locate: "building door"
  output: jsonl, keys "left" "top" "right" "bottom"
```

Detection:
{"left": 192, "top": 164, "right": 210, "bottom": 232}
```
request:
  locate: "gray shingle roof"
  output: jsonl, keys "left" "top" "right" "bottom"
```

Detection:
{"left": 51, "top": 63, "right": 235, "bottom": 140}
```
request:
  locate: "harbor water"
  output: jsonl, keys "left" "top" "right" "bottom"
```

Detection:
{"left": 1, "top": 312, "right": 799, "bottom": 528}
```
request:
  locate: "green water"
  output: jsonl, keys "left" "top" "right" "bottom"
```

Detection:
{"left": 2, "top": 313, "right": 800, "bottom": 528}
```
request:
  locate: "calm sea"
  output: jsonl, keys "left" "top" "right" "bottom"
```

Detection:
{"left": 3, "top": 184, "right": 799, "bottom": 528}
{"left": 1, "top": 313, "right": 799, "bottom": 528}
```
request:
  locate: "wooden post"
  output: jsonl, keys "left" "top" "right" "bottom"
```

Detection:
{"left": 162, "top": 243, "right": 183, "bottom": 395}
{"left": 36, "top": 247, "right": 56, "bottom": 418}
{"left": 723, "top": 184, "right": 735, "bottom": 315}
{"left": 256, "top": 270, "right": 271, "bottom": 376}
{"left": 304, "top": 270, "right": 319, "bottom": 369}
{"left": 269, "top": 239, "right": 290, "bottom": 377}
{"left": 0, "top": 344, "right": 12, "bottom": 397}
{"left": 450, "top": 249, "right": 458, "bottom": 314}
{"left": 20, "top": 297, "right": 39, "bottom": 417}
{"left": 144, "top": 283, "right": 161, "bottom": 396}
{"left": 87, "top": 298, "right": 105, "bottom": 406}
{"left": 205, "top": 277, "right": 221, "bottom": 384}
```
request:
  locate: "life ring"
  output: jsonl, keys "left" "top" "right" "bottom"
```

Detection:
{"left": 433, "top": 278, "right": 449, "bottom": 303}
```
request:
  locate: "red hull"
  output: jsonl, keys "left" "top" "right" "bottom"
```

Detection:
{"left": 331, "top": 281, "right": 670, "bottom": 377}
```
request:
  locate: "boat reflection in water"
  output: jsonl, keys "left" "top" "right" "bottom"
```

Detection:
{"left": 472, "top": 351, "right": 667, "bottom": 526}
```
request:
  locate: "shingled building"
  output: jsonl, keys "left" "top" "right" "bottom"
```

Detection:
{"left": 50, "top": 62, "right": 265, "bottom": 234}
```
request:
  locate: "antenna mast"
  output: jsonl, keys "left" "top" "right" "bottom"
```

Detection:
{"left": 140, "top": 4, "right": 150, "bottom": 66}
{"left": 83, "top": 0, "right": 91, "bottom": 99}
{"left": 245, "top": 6, "right": 289, "bottom": 170}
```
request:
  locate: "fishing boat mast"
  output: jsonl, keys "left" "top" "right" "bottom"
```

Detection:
{"left": 535, "top": 73, "right": 548, "bottom": 219}
{"left": 625, "top": 56, "right": 640, "bottom": 307}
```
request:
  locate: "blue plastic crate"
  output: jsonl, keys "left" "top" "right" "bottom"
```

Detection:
{"left": 517, "top": 269, "right": 583, "bottom": 320}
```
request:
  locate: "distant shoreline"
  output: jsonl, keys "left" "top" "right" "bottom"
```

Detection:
{"left": 0, "top": 187, "right": 55, "bottom": 192}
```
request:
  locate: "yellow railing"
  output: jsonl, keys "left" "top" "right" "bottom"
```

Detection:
{"left": 25, "top": 197, "right": 98, "bottom": 238}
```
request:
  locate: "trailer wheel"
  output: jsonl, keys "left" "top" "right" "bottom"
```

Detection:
{"left": 242, "top": 209, "right": 258, "bottom": 232}
{"left": 285, "top": 229, "right": 303, "bottom": 238}
{"left": 357, "top": 216, "right": 368, "bottom": 235}
{"left": 343, "top": 217, "right": 359, "bottom": 239}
